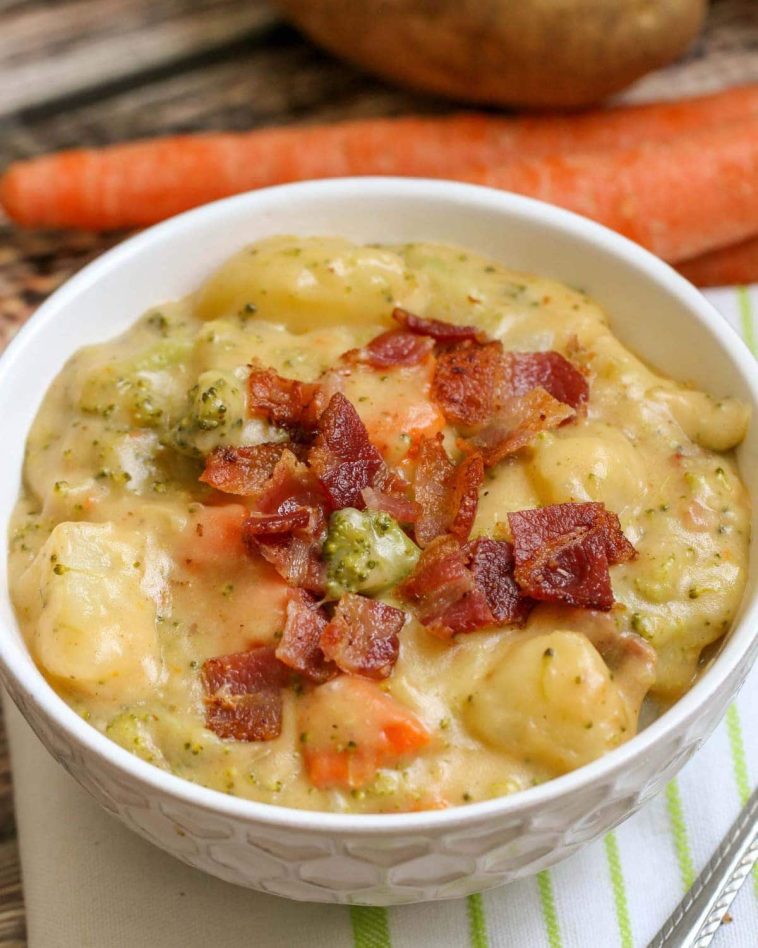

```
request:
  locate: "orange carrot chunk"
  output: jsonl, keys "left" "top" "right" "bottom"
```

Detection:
{"left": 299, "top": 676, "right": 430, "bottom": 790}
{"left": 2, "top": 84, "right": 758, "bottom": 231}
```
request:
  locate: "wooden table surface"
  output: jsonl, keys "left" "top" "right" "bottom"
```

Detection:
{"left": 0, "top": 1, "right": 756, "bottom": 944}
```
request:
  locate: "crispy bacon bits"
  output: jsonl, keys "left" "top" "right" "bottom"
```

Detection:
{"left": 432, "top": 340, "right": 505, "bottom": 428}
{"left": 393, "top": 307, "right": 484, "bottom": 343}
{"left": 431, "top": 341, "right": 588, "bottom": 463}
{"left": 320, "top": 593, "right": 406, "bottom": 679}
{"left": 361, "top": 486, "right": 421, "bottom": 523}
{"left": 508, "top": 502, "right": 636, "bottom": 611}
{"left": 200, "top": 443, "right": 289, "bottom": 496}
{"left": 399, "top": 535, "right": 476, "bottom": 625}
{"left": 202, "top": 646, "right": 289, "bottom": 741}
{"left": 467, "top": 537, "right": 534, "bottom": 626}
{"left": 309, "top": 392, "right": 385, "bottom": 510}
{"left": 399, "top": 535, "right": 533, "bottom": 637}
{"left": 247, "top": 363, "right": 321, "bottom": 436}
{"left": 358, "top": 329, "right": 435, "bottom": 368}
{"left": 414, "top": 434, "right": 484, "bottom": 546}
{"left": 275, "top": 591, "right": 336, "bottom": 684}
{"left": 242, "top": 449, "right": 328, "bottom": 592}
{"left": 505, "top": 351, "right": 589, "bottom": 411}
{"left": 460, "top": 387, "right": 574, "bottom": 468}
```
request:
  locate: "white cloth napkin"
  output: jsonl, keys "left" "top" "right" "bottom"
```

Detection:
{"left": 5, "top": 286, "right": 758, "bottom": 948}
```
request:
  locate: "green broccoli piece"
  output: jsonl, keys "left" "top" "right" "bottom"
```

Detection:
{"left": 169, "top": 369, "right": 246, "bottom": 457}
{"left": 323, "top": 507, "right": 420, "bottom": 599}
{"left": 78, "top": 339, "right": 193, "bottom": 429}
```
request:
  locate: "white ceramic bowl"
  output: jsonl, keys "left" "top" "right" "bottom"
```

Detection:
{"left": 1, "top": 179, "right": 756, "bottom": 905}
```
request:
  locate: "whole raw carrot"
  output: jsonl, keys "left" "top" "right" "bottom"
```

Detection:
{"left": 677, "top": 235, "right": 758, "bottom": 287}
{"left": 2, "top": 85, "right": 758, "bottom": 230}
{"left": 461, "top": 118, "right": 758, "bottom": 262}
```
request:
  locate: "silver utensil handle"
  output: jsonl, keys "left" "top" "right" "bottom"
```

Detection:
{"left": 648, "top": 785, "right": 758, "bottom": 948}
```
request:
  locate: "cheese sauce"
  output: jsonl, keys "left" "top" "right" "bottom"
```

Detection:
{"left": 8, "top": 236, "right": 751, "bottom": 813}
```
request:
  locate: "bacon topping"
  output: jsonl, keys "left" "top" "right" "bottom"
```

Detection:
{"left": 460, "top": 388, "right": 574, "bottom": 467}
{"left": 394, "top": 307, "right": 484, "bottom": 343}
{"left": 319, "top": 593, "right": 405, "bottom": 679}
{"left": 243, "top": 507, "right": 311, "bottom": 535}
{"left": 361, "top": 486, "right": 421, "bottom": 523}
{"left": 199, "top": 443, "right": 289, "bottom": 496}
{"left": 508, "top": 502, "right": 636, "bottom": 611}
{"left": 432, "top": 343, "right": 587, "bottom": 456}
{"left": 399, "top": 534, "right": 532, "bottom": 636}
{"left": 309, "top": 392, "right": 385, "bottom": 510}
{"left": 398, "top": 535, "right": 476, "bottom": 624}
{"left": 242, "top": 449, "right": 328, "bottom": 592}
{"left": 358, "top": 329, "right": 435, "bottom": 368}
{"left": 467, "top": 537, "right": 534, "bottom": 626}
{"left": 247, "top": 363, "right": 321, "bottom": 436}
{"left": 505, "top": 351, "right": 589, "bottom": 411}
{"left": 414, "top": 434, "right": 483, "bottom": 546}
{"left": 275, "top": 591, "right": 336, "bottom": 684}
{"left": 202, "top": 646, "right": 288, "bottom": 741}
{"left": 432, "top": 340, "right": 505, "bottom": 428}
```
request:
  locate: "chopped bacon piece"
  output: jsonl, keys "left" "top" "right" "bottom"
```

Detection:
{"left": 505, "top": 351, "right": 589, "bottom": 411}
{"left": 398, "top": 535, "right": 475, "bottom": 624}
{"left": 466, "top": 537, "right": 534, "bottom": 626}
{"left": 400, "top": 533, "right": 533, "bottom": 637}
{"left": 309, "top": 392, "right": 385, "bottom": 510}
{"left": 320, "top": 594, "right": 405, "bottom": 679}
{"left": 431, "top": 340, "right": 504, "bottom": 427}
{"left": 414, "top": 434, "right": 483, "bottom": 546}
{"left": 275, "top": 591, "right": 336, "bottom": 684}
{"left": 461, "top": 387, "right": 574, "bottom": 467}
{"left": 426, "top": 586, "right": 494, "bottom": 638}
{"left": 356, "top": 329, "right": 435, "bottom": 368}
{"left": 247, "top": 363, "right": 321, "bottom": 436}
{"left": 508, "top": 502, "right": 636, "bottom": 566}
{"left": 361, "top": 486, "right": 421, "bottom": 523}
{"left": 508, "top": 502, "right": 636, "bottom": 611}
{"left": 242, "top": 449, "right": 329, "bottom": 592}
{"left": 243, "top": 506, "right": 311, "bottom": 535}
{"left": 249, "top": 533, "right": 327, "bottom": 593}
{"left": 394, "top": 307, "right": 484, "bottom": 343}
{"left": 433, "top": 342, "right": 588, "bottom": 442}
{"left": 202, "top": 646, "right": 288, "bottom": 741}
{"left": 200, "top": 443, "right": 289, "bottom": 496}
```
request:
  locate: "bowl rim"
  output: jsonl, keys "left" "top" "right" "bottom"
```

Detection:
{"left": 1, "top": 176, "right": 756, "bottom": 835}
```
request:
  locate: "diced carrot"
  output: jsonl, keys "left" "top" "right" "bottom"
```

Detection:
{"left": 181, "top": 503, "right": 247, "bottom": 566}
{"left": 300, "top": 677, "right": 430, "bottom": 790}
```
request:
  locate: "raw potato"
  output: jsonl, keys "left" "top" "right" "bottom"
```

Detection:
{"left": 276, "top": 0, "right": 706, "bottom": 108}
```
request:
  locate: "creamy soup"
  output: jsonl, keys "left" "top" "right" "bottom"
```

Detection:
{"left": 8, "top": 237, "right": 751, "bottom": 813}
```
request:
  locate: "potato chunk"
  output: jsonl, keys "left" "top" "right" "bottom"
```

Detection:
{"left": 648, "top": 385, "right": 749, "bottom": 452}
{"left": 529, "top": 426, "right": 648, "bottom": 515}
{"left": 194, "top": 236, "right": 430, "bottom": 330}
{"left": 464, "top": 631, "right": 634, "bottom": 774}
{"left": 18, "top": 522, "right": 165, "bottom": 700}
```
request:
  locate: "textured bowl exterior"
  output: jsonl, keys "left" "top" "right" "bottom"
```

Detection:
{"left": 0, "top": 646, "right": 749, "bottom": 905}
{"left": 1, "top": 179, "right": 756, "bottom": 904}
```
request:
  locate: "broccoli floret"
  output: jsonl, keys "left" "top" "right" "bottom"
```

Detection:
{"left": 78, "top": 339, "right": 193, "bottom": 429}
{"left": 169, "top": 369, "right": 247, "bottom": 457}
{"left": 323, "top": 507, "right": 420, "bottom": 599}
